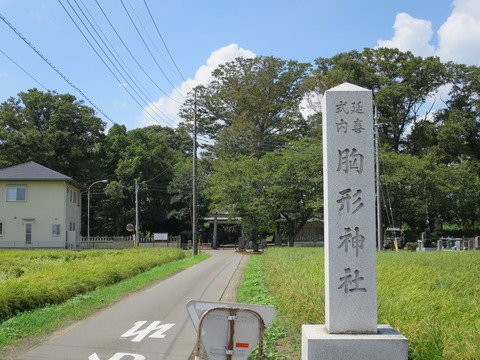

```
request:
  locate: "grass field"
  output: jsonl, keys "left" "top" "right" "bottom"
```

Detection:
{"left": 241, "top": 248, "right": 480, "bottom": 360}
{"left": 0, "top": 248, "right": 186, "bottom": 322}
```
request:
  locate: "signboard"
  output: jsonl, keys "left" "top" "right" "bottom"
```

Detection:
{"left": 153, "top": 233, "right": 168, "bottom": 241}
{"left": 187, "top": 300, "right": 277, "bottom": 360}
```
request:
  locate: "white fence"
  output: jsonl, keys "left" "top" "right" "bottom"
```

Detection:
{"left": 80, "top": 235, "right": 188, "bottom": 250}
{"left": 80, "top": 236, "right": 134, "bottom": 250}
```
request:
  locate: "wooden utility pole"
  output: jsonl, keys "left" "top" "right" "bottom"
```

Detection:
{"left": 375, "top": 105, "right": 383, "bottom": 251}
{"left": 192, "top": 89, "right": 198, "bottom": 255}
{"left": 135, "top": 179, "right": 140, "bottom": 247}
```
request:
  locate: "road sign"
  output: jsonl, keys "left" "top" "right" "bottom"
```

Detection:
{"left": 153, "top": 232, "right": 168, "bottom": 241}
{"left": 186, "top": 300, "right": 277, "bottom": 360}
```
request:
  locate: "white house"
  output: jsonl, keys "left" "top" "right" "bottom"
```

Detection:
{"left": 0, "top": 161, "right": 85, "bottom": 249}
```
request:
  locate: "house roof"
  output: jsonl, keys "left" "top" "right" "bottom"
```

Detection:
{"left": 0, "top": 161, "right": 86, "bottom": 190}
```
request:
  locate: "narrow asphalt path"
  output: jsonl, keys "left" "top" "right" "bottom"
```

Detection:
{"left": 11, "top": 250, "right": 246, "bottom": 360}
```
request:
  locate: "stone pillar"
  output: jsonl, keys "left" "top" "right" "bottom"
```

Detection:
{"left": 302, "top": 83, "right": 408, "bottom": 360}
{"left": 322, "top": 83, "right": 377, "bottom": 333}
{"left": 417, "top": 239, "right": 424, "bottom": 251}
{"left": 437, "top": 239, "right": 443, "bottom": 251}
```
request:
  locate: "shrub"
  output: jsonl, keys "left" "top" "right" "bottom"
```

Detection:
{"left": 405, "top": 242, "right": 418, "bottom": 251}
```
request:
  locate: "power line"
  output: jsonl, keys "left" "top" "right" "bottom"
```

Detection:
{"left": 0, "top": 48, "right": 49, "bottom": 91}
{"left": 0, "top": 11, "right": 183, "bottom": 174}
{"left": 59, "top": 0, "right": 178, "bottom": 127}
{"left": 77, "top": 0, "right": 165, "bottom": 105}
{"left": 124, "top": 0, "right": 179, "bottom": 78}
{"left": 143, "top": 0, "right": 191, "bottom": 91}
{"left": 93, "top": 0, "right": 183, "bottom": 110}
{"left": 0, "top": 10, "right": 115, "bottom": 125}
{"left": 120, "top": 0, "right": 186, "bottom": 100}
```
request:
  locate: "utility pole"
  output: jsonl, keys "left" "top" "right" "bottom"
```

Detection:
{"left": 135, "top": 179, "right": 140, "bottom": 247}
{"left": 192, "top": 89, "right": 198, "bottom": 255}
{"left": 374, "top": 105, "right": 383, "bottom": 251}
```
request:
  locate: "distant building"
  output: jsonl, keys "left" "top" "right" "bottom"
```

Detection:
{"left": 0, "top": 161, "right": 85, "bottom": 249}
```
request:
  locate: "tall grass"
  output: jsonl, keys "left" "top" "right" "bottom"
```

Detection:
{"left": 260, "top": 248, "right": 480, "bottom": 360}
{"left": 236, "top": 255, "right": 289, "bottom": 360}
{"left": 0, "top": 248, "right": 185, "bottom": 322}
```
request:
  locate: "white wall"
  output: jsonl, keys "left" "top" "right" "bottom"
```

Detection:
{"left": 0, "top": 181, "right": 82, "bottom": 248}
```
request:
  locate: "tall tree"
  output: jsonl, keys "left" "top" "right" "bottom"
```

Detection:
{"left": 205, "top": 140, "right": 322, "bottom": 246}
{"left": 179, "top": 56, "right": 312, "bottom": 159}
{"left": 410, "top": 64, "right": 480, "bottom": 171}
{"left": 0, "top": 89, "right": 106, "bottom": 181}
{"left": 262, "top": 141, "right": 322, "bottom": 246}
{"left": 306, "top": 48, "right": 449, "bottom": 152}
{"left": 96, "top": 125, "right": 192, "bottom": 236}
{"left": 380, "top": 150, "right": 480, "bottom": 233}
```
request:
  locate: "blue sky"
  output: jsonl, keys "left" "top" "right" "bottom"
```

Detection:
{"left": 1, "top": 0, "right": 479, "bottom": 131}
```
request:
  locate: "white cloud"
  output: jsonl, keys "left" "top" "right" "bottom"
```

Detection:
{"left": 436, "top": 0, "right": 480, "bottom": 65}
{"left": 377, "top": 0, "right": 480, "bottom": 66}
{"left": 377, "top": 12, "right": 435, "bottom": 57}
{"left": 136, "top": 43, "right": 256, "bottom": 128}
{"left": 373, "top": 0, "right": 480, "bottom": 122}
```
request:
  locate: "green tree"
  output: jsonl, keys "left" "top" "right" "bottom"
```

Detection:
{"left": 306, "top": 48, "right": 448, "bottom": 152}
{"left": 167, "top": 156, "right": 210, "bottom": 231}
{"left": 96, "top": 125, "right": 192, "bottom": 236}
{"left": 205, "top": 140, "right": 322, "bottom": 247}
{"left": 436, "top": 163, "right": 480, "bottom": 230}
{"left": 0, "top": 89, "right": 106, "bottom": 181}
{"left": 380, "top": 150, "right": 480, "bottom": 234}
{"left": 262, "top": 141, "right": 322, "bottom": 246}
{"left": 179, "top": 56, "right": 313, "bottom": 159}
{"left": 410, "top": 64, "right": 480, "bottom": 171}
{"left": 381, "top": 151, "right": 441, "bottom": 233}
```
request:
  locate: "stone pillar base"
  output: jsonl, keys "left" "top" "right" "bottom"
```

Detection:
{"left": 302, "top": 324, "right": 408, "bottom": 360}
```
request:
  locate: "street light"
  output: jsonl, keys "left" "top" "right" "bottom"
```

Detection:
{"left": 87, "top": 179, "right": 108, "bottom": 239}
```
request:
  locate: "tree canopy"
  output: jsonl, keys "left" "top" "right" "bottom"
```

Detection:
{"left": 306, "top": 48, "right": 449, "bottom": 152}
{"left": 179, "top": 56, "right": 314, "bottom": 159}
{"left": 2, "top": 47, "right": 480, "bottom": 241}
{"left": 205, "top": 140, "right": 322, "bottom": 246}
{"left": 0, "top": 89, "right": 106, "bottom": 181}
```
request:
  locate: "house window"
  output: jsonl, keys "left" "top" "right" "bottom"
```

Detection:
{"left": 73, "top": 191, "right": 77, "bottom": 204}
{"left": 25, "top": 223, "right": 32, "bottom": 244}
{"left": 0, "top": 221, "right": 4, "bottom": 236}
{"left": 70, "top": 222, "right": 76, "bottom": 231}
{"left": 6, "top": 186, "right": 26, "bottom": 201}
{"left": 52, "top": 224, "right": 61, "bottom": 236}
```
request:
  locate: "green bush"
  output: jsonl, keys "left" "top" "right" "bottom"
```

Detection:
{"left": 405, "top": 242, "right": 418, "bottom": 251}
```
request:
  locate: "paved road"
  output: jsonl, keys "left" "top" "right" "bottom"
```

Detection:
{"left": 12, "top": 250, "right": 246, "bottom": 360}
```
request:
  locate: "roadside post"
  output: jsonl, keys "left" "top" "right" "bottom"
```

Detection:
{"left": 187, "top": 300, "right": 277, "bottom": 360}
